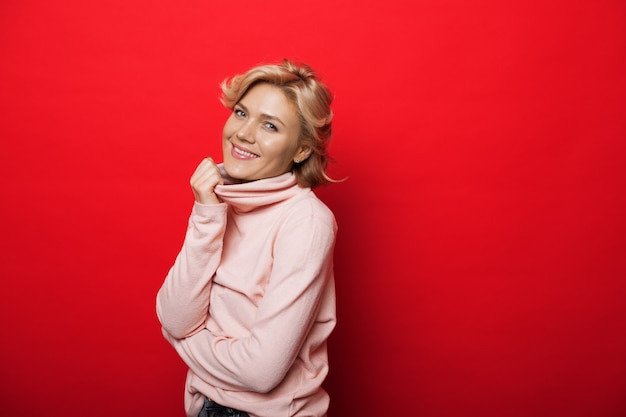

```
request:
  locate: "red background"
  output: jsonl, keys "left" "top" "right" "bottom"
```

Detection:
{"left": 1, "top": 1, "right": 625, "bottom": 416}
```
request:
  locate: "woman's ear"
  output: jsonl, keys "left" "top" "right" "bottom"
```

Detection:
{"left": 293, "top": 146, "right": 312, "bottom": 163}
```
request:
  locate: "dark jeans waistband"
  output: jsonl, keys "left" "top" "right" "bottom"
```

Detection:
{"left": 198, "top": 397, "right": 250, "bottom": 417}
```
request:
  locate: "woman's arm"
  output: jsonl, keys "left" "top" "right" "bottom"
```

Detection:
{"left": 162, "top": 209, "right": 336, "bottom": 393}
{"left": 156, "top": 157, "right": 226, "bottom": 338}
{"left": 156, "top": 202, "right": 227, "bottom": 339}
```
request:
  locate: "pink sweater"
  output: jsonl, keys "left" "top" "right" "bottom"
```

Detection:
{"left": 156, "top": 167, "right": 337, "bottom": 417}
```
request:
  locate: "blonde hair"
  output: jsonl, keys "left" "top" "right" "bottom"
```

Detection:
{"left": 220, "top": 59, "right": 335, "bottom": 189}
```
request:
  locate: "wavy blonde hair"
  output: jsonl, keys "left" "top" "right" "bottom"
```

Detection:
{"left": 220, "top": 59, "right": 335, "bottom": 189}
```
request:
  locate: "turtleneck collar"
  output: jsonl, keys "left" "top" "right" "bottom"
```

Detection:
{"left": 214, "top": 163, "right": 304, "bottom": 213}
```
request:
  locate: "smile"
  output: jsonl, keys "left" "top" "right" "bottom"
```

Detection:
{"left": 232, "top": 143, "right": 260, "bottom": 159}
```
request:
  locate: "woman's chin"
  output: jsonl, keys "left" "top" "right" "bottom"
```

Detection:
{"left": 223, "top": 160, "right": 251, "bottom": 182}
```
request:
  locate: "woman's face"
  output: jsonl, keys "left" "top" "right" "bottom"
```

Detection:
{"left": 222, "top": 83, "right": 306, "bottom": 182}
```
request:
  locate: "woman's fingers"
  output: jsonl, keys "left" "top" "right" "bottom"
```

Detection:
{"left": 190, "top": 157, "right": 223, "bottom": 205}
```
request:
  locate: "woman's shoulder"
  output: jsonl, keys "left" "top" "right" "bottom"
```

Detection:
{"left": 283, "top": 188, "right": 336, "bottom": 230}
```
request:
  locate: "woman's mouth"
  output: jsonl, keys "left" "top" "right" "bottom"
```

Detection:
{"left": 232, "top": 143, "right": 260, "bottom": 159}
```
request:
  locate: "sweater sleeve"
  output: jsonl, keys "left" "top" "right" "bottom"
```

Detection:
{"left": 162, "top": 206, "right": 336, "bottom": 393}
{"left": 156, "top": 202, "right": 228, "bottom": 339}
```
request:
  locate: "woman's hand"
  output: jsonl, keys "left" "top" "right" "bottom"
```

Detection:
{"left": 190, "top": 157, "right": 224, "bottom": 205}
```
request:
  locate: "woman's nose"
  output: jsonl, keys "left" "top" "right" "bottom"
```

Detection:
{"left": 236, "top": 122, "right": 255, "bottom": 143}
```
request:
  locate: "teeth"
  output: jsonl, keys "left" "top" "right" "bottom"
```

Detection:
{"left": 234, "top": 146, "right": 259, "bottom": 158}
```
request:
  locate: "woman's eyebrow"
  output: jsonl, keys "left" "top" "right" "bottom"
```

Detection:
{"left": 260, "top": 113, "right": 286, "bottom": 127}
{"left": 236, "top": 102, "right": 286, "bottom": 127}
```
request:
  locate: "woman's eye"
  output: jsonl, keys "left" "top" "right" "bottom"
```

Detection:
{"left": 234, "top": 109, "right": 246, "bottom": 118}
{"left": 265, "top": 122, "right": 277, "bottom": 131}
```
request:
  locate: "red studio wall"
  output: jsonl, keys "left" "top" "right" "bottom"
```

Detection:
{"left": 1, "top": 1, "right": 625, "bottom": 416}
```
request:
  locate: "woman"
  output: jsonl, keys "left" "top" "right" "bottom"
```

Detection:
{"left": 156, "top": 60, "right": 338, "bottom": 417}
